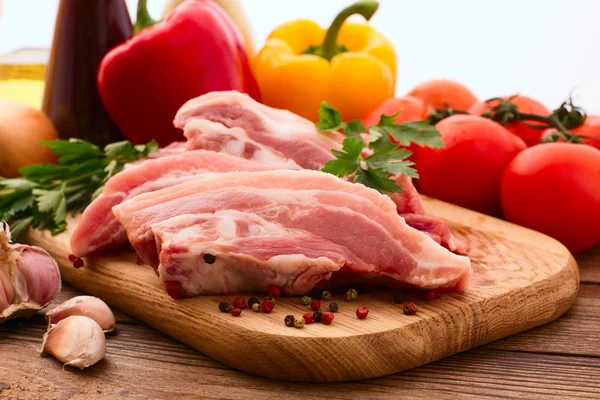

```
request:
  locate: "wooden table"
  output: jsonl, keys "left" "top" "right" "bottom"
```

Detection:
{"left": 1, "top": 245, "right": 599, "bottom": 399}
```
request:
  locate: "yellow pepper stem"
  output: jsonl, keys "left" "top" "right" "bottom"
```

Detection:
{"left": 318, "top": 0, "right": 379, "bottom": 61}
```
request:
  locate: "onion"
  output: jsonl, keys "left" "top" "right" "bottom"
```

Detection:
{"left": 0, "top": 101, "right": 58, "bottom": 177}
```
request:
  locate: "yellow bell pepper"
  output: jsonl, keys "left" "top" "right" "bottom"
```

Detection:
{"left": 253, "top": 0, "right": 396, "bottom": 122}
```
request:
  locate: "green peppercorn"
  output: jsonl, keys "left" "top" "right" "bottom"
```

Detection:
{"left": 329, "top": 302, "right": 339, "bottom": 312}
{"left": 311, "top": 286, "right": 324, "bottom": 299}
{"left": 301, "top": 295, "right": 312, "bottom": 305}
{"left": 346, "top": 288, "right": 358, "bottom": 301}
{"left": 218, "top": 302, "right": 231, "bottom": 313}
{"left": 294, "top": 317, "right": 305, "bottom": 329}
{"left": 251, "top": 303, "right": 261, "bottom": 312}
{"left": 321, "top": 290, "right": 332, "bottom": 301}
{"left": 248, "top": 297, "right": 260, "bottom": 308}
{"left": 265, "top": 296, "right": 276, "bottom": 304}
{"left": 394, "top": 293, "right": 405, "bottom": 304}
{"left": 313, "top": 311, "right": 323, "bottom": 323}
{"left": 284, "top": 314, "right": 295, "bottom": 327}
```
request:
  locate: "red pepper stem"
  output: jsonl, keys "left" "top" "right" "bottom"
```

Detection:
{"left": 320, "top": 0, "right": 379, "bottom": 60}
{"left": 133, "top": 0, "right": 158, "bottom": 34}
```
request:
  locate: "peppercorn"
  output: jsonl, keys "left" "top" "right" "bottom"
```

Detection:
{"left": 203, "top": 253, "right": 216, "bottom": 264}
{"left": 265, "top": 296, "right": 276, "bottom": 304}
{"left": 425, "top": 291, "right": 437, "bottom": 301}
{"left": 313, "top": 311, "right": 323, "bottom": 323}
{"left": 294, "top": 317, "right": 305, "bottom": 329}
{"left": 311, "top": 286, "right": 324, "bottom": 299}
{"left": 301, "top": 296, "right": 312, "bottom": 305}
{"left": 321, "top": 290, "right": 332, "bottom": 301}
{"left": 346, "top": 288, "right": 358, "bottom": 301}
{"left": 247, "top": 297, "right": 260, "bottom": 308}
{"left": 329, "top": 302, "right": 339, "bottom": 312}
{"left": 303, "top": 312, "right": 314, "bottom": 324}
{"left": 356, "top": 305, "right": 369, "bottom": 319}
{"left": 394, "top": 292, "right": 405, "bottom": 304}
{"left": 262, "top": 300, "right": 274, "bottom": 313}
{"left": 218, "top": 302, "right": 231, "bottom": 313}
{"left": 321, "top": 311, "right": 335, "bottom": 325}
{"left": 251, "top": 303, "right": 261, "bottom": 312}
{"left": 284, "top": 314, "right": 295, "bottom": 327}
{"left": 267, "top": 284, "right": 281, "bottom": 298}
{"left": 403, "top": 301, "right": 418, "bottom": 315}
{"left": 231, "top": 307, "right": 241, "bottom": 317}
{"left": 233, "top": 296, "right": 247, "bottom": 309}
{"left": 310, "top": 299, "right": 323, "bottom": 311}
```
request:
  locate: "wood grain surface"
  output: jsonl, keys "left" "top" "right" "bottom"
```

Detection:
{"left": 20, "top": 197, "right": 580, "bottom": 383}
{"left": 0, "top": 247, "right": 598, "bottom": 399}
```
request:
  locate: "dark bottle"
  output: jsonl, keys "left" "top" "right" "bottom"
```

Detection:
{"left": 42, "top": 0, "right": 132, "bottom": 147}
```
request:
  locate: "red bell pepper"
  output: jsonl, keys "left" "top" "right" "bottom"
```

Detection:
{"left": 97, "top": 0, "right": 261, "bottom": 146}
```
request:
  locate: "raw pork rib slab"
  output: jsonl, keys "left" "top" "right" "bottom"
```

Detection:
{"left": 113, "top": 170, "right": 471, "bottom": 298}
{"left": 174, "top": 90, "right": 343, "bottom": 170}
{"left": 70, "top": 150, "right": 280, "bottom": 257}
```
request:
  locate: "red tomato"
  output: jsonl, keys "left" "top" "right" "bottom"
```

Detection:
{"left": 469, "top": 95, "right": 550, "bottom": 147}
{"left": 363, "top": 96, "right": 430, "bottom": 160}
{"left": 501, "top": 143, "right": 600, "bottom": 254}
{"left": 542, "top": 115, "right": 600, "bottom": 151}
{"left": 407, "top": 79, "right": 478, "bottom": 111}
{"left": 417, "top": 115, "right": 526, "bottom": 216}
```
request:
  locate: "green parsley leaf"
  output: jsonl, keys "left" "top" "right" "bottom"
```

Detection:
{"left": 322, "top": 137, "right": 365, "bottom": 177}
{"left": 315, "top": 102, "right": 342, "bottom": 132}
{"left": 341, "top": 120, "right": 366, "bottom": 139}
{"left": 354, "top": 168, "right": 402, "bottom": 194}
{"left": 364, "top": 145, "right": 418, "bottom": 178}
{"left": 0, "top": 138, "right": 159, "bottom": 239}
{"left": 372, "top": 119, "right": 444, "bottom": 148}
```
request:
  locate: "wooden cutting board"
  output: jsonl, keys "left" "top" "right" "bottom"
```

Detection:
{"left": 25, "top": 197, "right": 579, "bottom": 383}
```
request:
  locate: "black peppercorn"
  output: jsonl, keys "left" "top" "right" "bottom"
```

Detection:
{"left": 248, "top": 297, "right": 260, "bottom": 308}
{"left": 301, "top": 295, "right": 312, "bottom": 305}
{"left": 346, "top": 288, "right": 358, "bottom": 301}
{"left": 284, "top": 315, "right": 295, "bottom": 327}
{"left": 218, "top": 301, "right": 231, "bottom": 313}
{"left": 321, "top": 290, "right": 332, "bottom": 301}
{"left": 311, "top": 286, "right": 323, "bottom": 299}
{"left": 313, "top": 311, "right": 323, "bottom": 323}
{"left": 394, "top": 292, "right": 405, "bottom": 304}
{"left": 329, "top": 302, "right": 339, "bottom": 312}
{"left": 204, "top": 254, "right": 216, "bottom": 264}
{"left": 265, "top": 296, "right": 276, "bottom": 304}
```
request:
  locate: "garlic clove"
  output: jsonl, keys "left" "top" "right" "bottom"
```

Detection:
{"left": 1, "top": 223, "right": 61, "bottom": 323}
{"left": 41, "top": 315, "right": 106, "bottom": 369}
{"left": 46, "top": 295, "right": 116, "bottom": 333}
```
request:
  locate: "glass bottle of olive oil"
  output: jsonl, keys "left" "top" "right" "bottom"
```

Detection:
{"left": 0, "top": 48, "right": 48, "bottom": 109}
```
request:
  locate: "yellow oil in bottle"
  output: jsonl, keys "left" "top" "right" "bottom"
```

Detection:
{"left": 0, "top": 48, "right": 48, "bottom": 109}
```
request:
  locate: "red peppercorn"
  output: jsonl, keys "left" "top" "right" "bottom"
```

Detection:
{"left": 68, "top": 254, "right": 84, "bottom": 269}
{"left": 321, "top": 311, "right": 335, "bottom": 325}
{"left": 310, "top": 299, "right": 323, "bottom": 311}
{"left": 261, "top": 300, "right": 274, "bottom": 313}
{"left": 403, "top": 301, "right": 418, "bottom": 315}
{"left": 303, "top": 312, "right": 314, "bottom": 324}
{"left": 231, "top": 307, "right": 241, "bottom": 317}
{"left": 233, "top": 296, "right": 247, "bottom": 309}
{"left": 425, "top": 291, "right": 437, "bottom": 301}
{"left": 356, "top": 305, "right": 369, "bottom": 319}
{"left": 267, "top": 284, "right": 281, "bottom": 298}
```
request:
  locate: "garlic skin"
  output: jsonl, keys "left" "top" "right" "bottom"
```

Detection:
{"left": 46, "top": 296, "right": 116, "bottom": 333}
{"left": 41, "top": 315, "right": 106, "bottom": 369}
{"left": 0, "top": 221, "right": 61, "bottom": 322}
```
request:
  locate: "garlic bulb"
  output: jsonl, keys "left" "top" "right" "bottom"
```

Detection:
{"left": 1, "top": 221, "right": 61, "bottom": 322}
{"left": 41, "top": 315, "right": 106, "bottom": 369}
{"left": 46, "top": 296, "right": 115, "bottom": 333}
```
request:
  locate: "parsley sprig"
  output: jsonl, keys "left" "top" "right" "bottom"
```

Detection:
{"left": 0, "top": 139, "right": 158, "bottom": 241}
{"left": 317, "top": 102, "right": 444, "bottom": 194}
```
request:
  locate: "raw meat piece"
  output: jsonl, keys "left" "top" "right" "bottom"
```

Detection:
{"left": 174, "top": 90, "right": 342, "bottom": 170}
{"left": 70, "top": 150, "right": 279, "bottom": 257}
{"left": 152, "top": 211, "right": 346, "bottom": 297}
{"left": 113, "top": 170, "right": 471, "bottom": 297}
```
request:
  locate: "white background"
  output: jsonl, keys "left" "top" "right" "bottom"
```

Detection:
{"left": 1, "top": 0, "right": 599, "bottom": 112}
